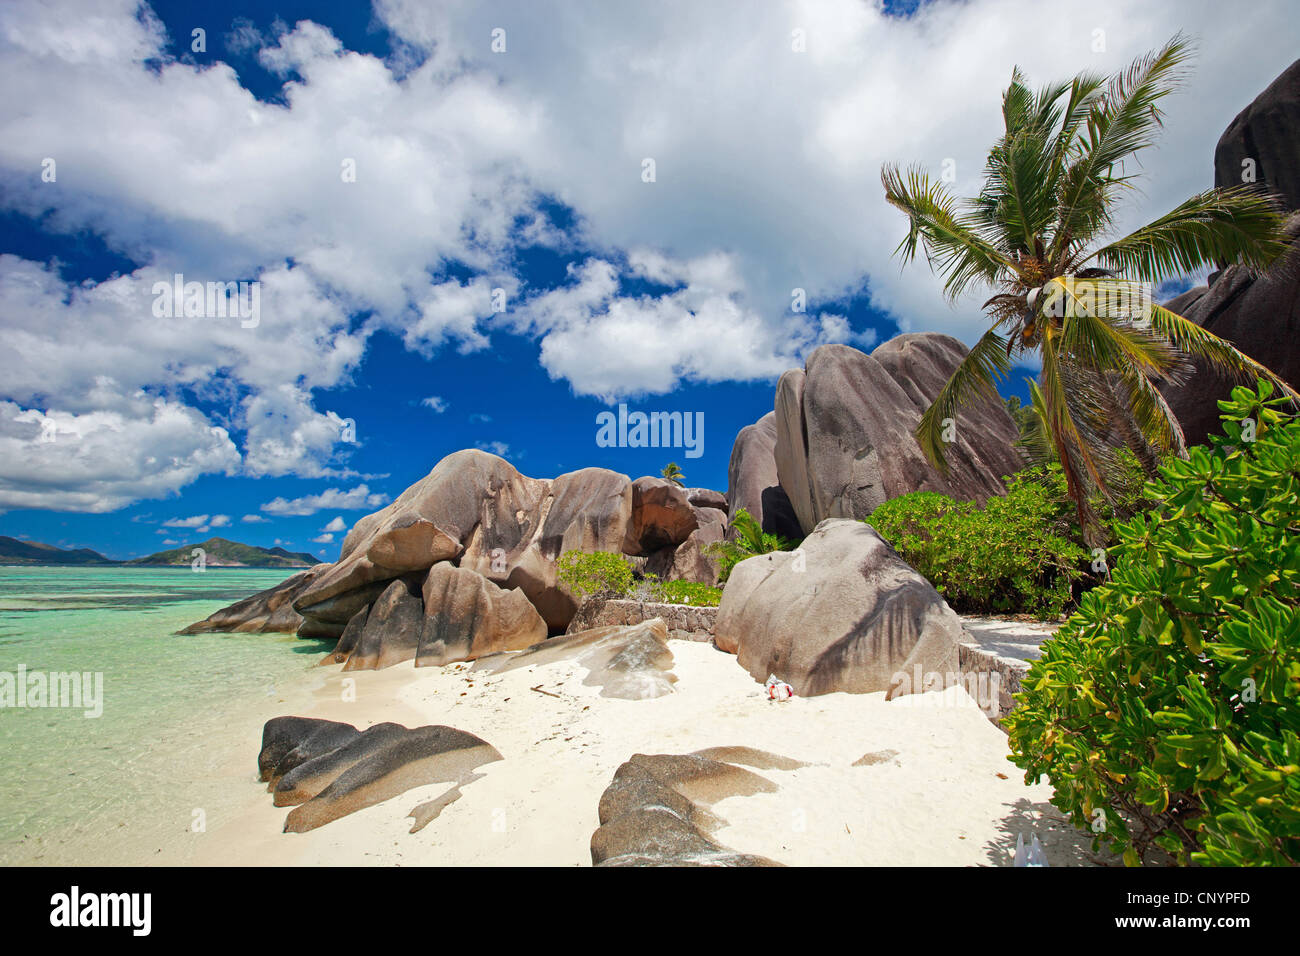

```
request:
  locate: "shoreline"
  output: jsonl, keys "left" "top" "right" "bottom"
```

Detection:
{"left": 117, "top": 638, "right": 1099, "bottom": 867}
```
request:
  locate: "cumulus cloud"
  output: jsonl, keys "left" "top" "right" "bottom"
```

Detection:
{"left": 241, "top": 513, "right": 269, "bottom": 523}
{"left": 0, "top": 0, "right": 1295, "bottom": 510}
{"left": 0, "top": 398, "right": 240, "bottom": 512}
{"left": 260, "top": 484, "right": 390, "bottom": 516}
{"left": 420, "top": 396, "right": 448, "bottom": 413}
{"left": 311, "top": 533, "right": 334, "bottom": 544}
{"left": 321, "top": 515, "right": 346, "bottom": 533}
{"left": 162, "top": 515, "right": 210, "bottom": 529}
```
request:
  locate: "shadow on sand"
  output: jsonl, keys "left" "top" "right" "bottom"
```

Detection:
{"left": 985, "top": 796, "right": 1124, "bottom": 867}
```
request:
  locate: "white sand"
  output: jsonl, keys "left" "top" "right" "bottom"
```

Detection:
{"left": 134, "top": 638, "right": 1096, "bottom": 867}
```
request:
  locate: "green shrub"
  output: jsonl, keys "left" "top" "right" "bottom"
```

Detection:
{"left": 1005, "top": 382, "right": 1300, "bottom": 866}
{"left": 865, "top": 468, "right": 1088, "bottom": 618}
{"left": 706, "top": 507, "right": 800, "bottom": 584}
{"left": 556, "top": 550, "right": 634, "bottom": 599}
{"left": 556, "top": 551, "right": 722, "bottom": 607}
{"left": 650, "top": 578, "right": 722, "bottom": 607}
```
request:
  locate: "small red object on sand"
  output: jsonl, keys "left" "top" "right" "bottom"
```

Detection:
{"left": 765, "top": 674, "right": 794, "bottom": 701}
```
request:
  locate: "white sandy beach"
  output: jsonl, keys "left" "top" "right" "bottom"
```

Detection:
{"left": 104, "top": 637, "right": 1100, "bottom": 868}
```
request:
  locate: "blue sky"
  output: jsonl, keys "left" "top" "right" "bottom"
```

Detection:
{"left": 0, "top": 0, "right": 1295, "bottom": 560}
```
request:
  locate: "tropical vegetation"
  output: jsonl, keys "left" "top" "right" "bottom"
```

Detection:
{"left": 704, "top": 507, "right": 800, "bottom": 584}
{"left": 882, "top": 34, "right": 1298, "bottom": 545}
{"left": 556, "top": 549, "right": 721, "bottom": 606}
{"left": 1006, "top": 383, "right": 1300, "bottom": 865}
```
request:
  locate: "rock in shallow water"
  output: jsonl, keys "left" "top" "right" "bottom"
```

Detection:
{"left": 179, "top": 566, "right": 326, "bottom": 634}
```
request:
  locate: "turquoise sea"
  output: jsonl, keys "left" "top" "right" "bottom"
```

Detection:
{"left": 0, "top": 566, "right": 332, "bottom": 863}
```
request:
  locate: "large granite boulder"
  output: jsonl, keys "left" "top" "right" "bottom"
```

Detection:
{"left": 341, "top": 576, "right": 425, "bottom": 671}
{"left": 622, "top": 477, "right": 699, "bottom": 556}
{"left": 725, "top": 411, "right": 803, "bottom": 539}
{"left": 714, "top": 518, "right": 965, "bottom": 697}
{"left": 289, "top": 452, "right": 634, "bottom": 636}
{"left": 1215, "top": 58, "right": 1300, "bottom": 214}
{"left": 1163, "top": 220, "right": 1300, "bottom": 447}
{"left": 684, "top": 487, "right": 728, "bottom": 514}
{"left": 178, "top": 565, "right": 326, "bottom": 634}
{"left": 642, "top": 506, "right": 724, "bottom": 585}
{"left": 258, "top": 716, "right": 361, "bottom": 785}
{"left": 293, "top": 450, "right": 548, "bottom": 633}
{"left": 461, "top": 466, "right": 632, "bottom": 630}
{"left": 773, "top": 338, "right": 1021, "bottom": 534}
{"left": 481, "top": 618, "right": 679, "bottom": 700}
{"left": 1161, "top": 62, "right": 1300, "bottom": 445}
{"left": 416, "top": 562, "right": 547, "bottom": 666}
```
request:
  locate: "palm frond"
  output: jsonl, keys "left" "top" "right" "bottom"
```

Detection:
{"left": 1147, "top": 303, "right": 1300, "bottom": 403}
{"left": 1086, "top": 185, "right": 1290, "bottom": 281}
{"left": 1045, "top": 277, "right": 1176, "bottom": 377}
{"left": 1050, "top": 33, "right": 1197, "bottom": 265}
{"left": 881, "top": 163, "right": 1013, "bottom": 300}
{"left": 1014, "top": 378, "right": 1057, "bottom": 465}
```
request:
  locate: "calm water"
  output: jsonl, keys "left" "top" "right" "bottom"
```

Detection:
{"left": 0, "top": 566, "right": 333, "bottom": 860}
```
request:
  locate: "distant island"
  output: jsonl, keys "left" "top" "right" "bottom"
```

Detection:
{"left": 0, "top": 535, "right": 320, "bottom": 568}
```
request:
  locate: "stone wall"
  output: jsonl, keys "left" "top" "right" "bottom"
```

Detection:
{"left": 566, "top": 596, "right": 718, "bottom": 642}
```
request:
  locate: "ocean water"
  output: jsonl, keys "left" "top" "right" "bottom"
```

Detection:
{"left": 0, "top": 566, "right": 333, "bottom": 862}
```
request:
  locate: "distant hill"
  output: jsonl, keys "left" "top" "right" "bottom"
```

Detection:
{"left": 130, "top": 537, "right": 321, "bottom": 568}
{"left": 0, "top": 536, "right": 116, "bottom": 566}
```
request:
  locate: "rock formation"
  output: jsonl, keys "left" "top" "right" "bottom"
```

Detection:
{"left": 257, "top": 717, "right": 502, "bottom": 833}
{"left": 591, "top": 751, "right": 784, "bottom": 866}
{"left": 725, "top": 411, "right": 803, "bottom": 538}
{"left": 773, "top": 339, "right": 1022, "bottom": 534}
{"left": 714, "top": 518, "right": 965, "bottom": 697}
{"left": 417, "top": 561, "right": 548, "bottom": 666}
{"left": 1214, "top": 58, "right": 1300, "bottom": 214}
{"left": 184, "top": 445, "right": 734, "bottom": 647}
{"left": 178, "top": 565, "right": 326, "bottom": 634}
{"left": 621, "top": 477, "right": 699, "bottom": 555}
{"left": 1163, "top": 61, "right": 1300, "bottom": 445}
{"left": 481, "top": 618, "right": 679, "bottom": 700}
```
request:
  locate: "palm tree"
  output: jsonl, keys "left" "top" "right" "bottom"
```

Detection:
{"left": 881, "top": 34, "right": 1298, "bottom": 543}
{"left": 660, "top": 462, "right": 685, "bottom": 487}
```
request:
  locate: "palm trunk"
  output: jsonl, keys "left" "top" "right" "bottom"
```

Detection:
{"left": 1100, "top": 377, "right": 1161, "bottom": 479}
{"left": 1049, "top": 419, "right": 1106, "bottom": 549}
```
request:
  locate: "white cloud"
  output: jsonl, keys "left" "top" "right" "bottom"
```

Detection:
{"left": 321, "top": 515, "right": 347, "bottom": 533}
{"left": 475, "top": 440, "right": 510, "bottom": 457}
{"left": 420, "top": 396, "right": 448, "bottom": 413}
{"left": 241, "top": 513, "right": 269, "bottom": 523}
{"left": 260, "top": 484, "right": 390, "bottom": 517}
{"left": 162, "top": 515, "right": 210, "bottom": 528}
{"left": 379, "top": 0, "right": 1300, "bottom": 359}
{"left": 311, "top": 532, "right": 334, "bottom": 544}
{"left": 208, "top": 515, "right": 231, "bottom": 527}
{"left": 0, "top": 399, "right": 240, "bottom": 513}
{"left": 0, "top": 0, "right": 1296, "bottom": 509}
